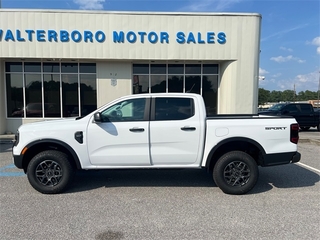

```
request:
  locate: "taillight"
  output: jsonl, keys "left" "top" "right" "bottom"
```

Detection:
{"left": 290, "top": 123, "right": 299, "bottom": 144}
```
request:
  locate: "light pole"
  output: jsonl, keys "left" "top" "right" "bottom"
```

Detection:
{"left": 317, "top": 71, "right": 320, "bottom": 108}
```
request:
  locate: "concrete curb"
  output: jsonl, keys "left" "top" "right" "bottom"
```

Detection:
{"left": 0, "top": 135, "right": 15, "bottom": 144}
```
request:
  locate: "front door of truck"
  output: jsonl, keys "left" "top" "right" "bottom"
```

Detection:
{"left": 149, "top": 96, "right": 202, "bottom": 165}
{"left": 87, "top": 97, "right": 151, "bottom": 166}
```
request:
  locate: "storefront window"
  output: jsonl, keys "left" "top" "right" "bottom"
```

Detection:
{"left": 62, "top": 74, "right": 78, "bottom": 117}
{"left": 6, "top": 73, "right": 23, "bottom": 117}
{"left": 203, "top": 75, "right": 218, "bottom": 116}
{"left": 5, "top": 62, "right": 97, "bottom": 118}
{"left": 43, "top": 74, "right": 61, "bottom": 117}
{"left": 25, "top": 74, "right": 42, "bottom": 117}
{"left": 80, "top": 74, "right": 97, "bottom": 116}
{"left": 132, "top": 63, "right": 219, "bottom": 115}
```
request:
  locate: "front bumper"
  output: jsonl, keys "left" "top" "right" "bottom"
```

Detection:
{"left": 13, "top": 152, "right": 24, "bottom": 169}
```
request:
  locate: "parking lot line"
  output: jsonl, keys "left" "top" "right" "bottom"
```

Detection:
{"left": 296, "top": 162, "right": 320, "bottom": 174}
{"left": 0, "top": 164, "right": 25, "bottom": 177}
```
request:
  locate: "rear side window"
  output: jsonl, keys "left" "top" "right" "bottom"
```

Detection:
{"left": 299, "top": 104, "right": 313, "bottom": 113}
{"left": 154, "top": 97, "right": 194, "bottom": 120}
{"left": 283, "top": 104, "right": 300, "bottom": 114}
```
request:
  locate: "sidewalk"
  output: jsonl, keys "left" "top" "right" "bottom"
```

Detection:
{"left": 0, "top": 134, "right": 15, "bottom": 144}
{"left": 1, "top": 131, "right": 319, "bottom": 145}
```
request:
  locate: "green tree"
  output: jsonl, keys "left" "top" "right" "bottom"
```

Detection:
{"left": 282, "top": 90, "right": 296, "bottom": 102}
{"left": 258, "top": 88, "right": 270, "bottom": 105}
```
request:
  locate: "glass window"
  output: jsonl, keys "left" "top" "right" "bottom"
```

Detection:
{"left": 25, "top": 74, "right": 42, "bottom": 117}
{"left": 80, "top": 63, "right": 96, "bottom": 73}
{"left": 62, "top": 74, "right": 78, "bottom": 117}
{"left": 151, "top": 64, "right": 166, "bottom": 74}
{"left": 133, "top": 75, "right": 149, "bottom": 94}
{"left": 61, "top": 63, "right": 78, "bottom": 73}
{"left": 168, "top": 75, "right": 183, "bottom": 93}
{"left": 203, "top": 64, "right": 219, "bottom": 74}
{"left": 101, "top": 98, "right": 146, "bottom": 122}
{"left": 24, "top": 63, "right": 41, "bottom": 72}
{"left": 6, "top": 61, "right": 97, "bottom": 119}
{"left": 185, "top": 64, "right": 201, "bottom": 74}
{"left": 43, "top": 63, "right": 60, "bottom": 73}
{"left": 133, "top": 64, "right": 149, "bottom": 74}
{"left": 168, "top": 64, "right": 184, "bottom": 74}
{"left": 132, "top": 63, "right": 219, "bottom": 114}
{"left": 80, "top": 74, "right": 97, "bottom": 116}
{"left": 151, "top": 75, "right": 166, "bottom": 93}
{"left": 155, "top": 97, "right": 194, "bottom": 121}
{"left": 185, "top": 76, "right": 201, "bottom": 94}
{"left": 6, "top": 62, "right": 23, "bottom": 72}
{"left": 44, "top": 74, "right": 61, "bottom": 117}
{"left": 300, "top": 104, "right": 312, "bottom": 113}
{"left": 6, "top": 74, "right": 24, "bottom": 117}
{"left": 203, "top": 75, "right": 218, "bottom": 116}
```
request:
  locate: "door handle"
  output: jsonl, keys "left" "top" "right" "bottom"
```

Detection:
{"left": 129, "top": 128, "right": 145, "bottom": 132}
{"left": 181, "top": 126, "right": 196, "bottom": 131}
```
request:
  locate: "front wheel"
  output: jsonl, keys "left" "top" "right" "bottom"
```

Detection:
{"left": 213, "top": 151, "right": 259, "bottom": 195}
{"left": 27, "top": 150, "right": 74, "bottom": 194}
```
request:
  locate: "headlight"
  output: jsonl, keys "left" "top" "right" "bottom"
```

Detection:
{"left": 14, "top": 131, "right": 19, "bottom": 146}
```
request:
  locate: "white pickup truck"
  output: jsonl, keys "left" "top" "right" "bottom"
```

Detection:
{"left": 13, "top": 93, "right": 301, "bottom": 195}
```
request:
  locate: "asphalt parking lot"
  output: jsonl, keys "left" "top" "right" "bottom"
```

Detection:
{"left": 0, "top": 132, "right": 319, "bottom": 240}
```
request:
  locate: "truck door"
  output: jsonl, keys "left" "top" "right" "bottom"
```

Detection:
{"left": 299, "top": 104, "right": 317, "bottom": 127}
{"left": 149, "top": 96, "right": 202, "bottom": 165}
{"left": 87, "top": 97, "right": 151, "bottom": 166}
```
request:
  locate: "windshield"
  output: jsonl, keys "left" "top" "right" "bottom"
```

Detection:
{"left": 268, "top": 103, "right": 285, "bottom": 111}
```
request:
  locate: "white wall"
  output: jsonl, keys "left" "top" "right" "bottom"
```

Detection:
{"left": 0, "top": 10, "right": 261, "bottom": 62}
{"left": 97, "top": 61, "right": 132, "bottom": 107}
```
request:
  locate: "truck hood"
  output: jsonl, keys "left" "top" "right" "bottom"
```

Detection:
{"left": 18, "top": 118, "right": 79, "bottom": 132}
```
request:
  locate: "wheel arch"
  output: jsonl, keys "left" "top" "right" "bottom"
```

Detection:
{"left": 205, "top": 137, "right": 266, "bottom": 172}
{"left": 21, "top": 139, "right": 82, "bottom": 172}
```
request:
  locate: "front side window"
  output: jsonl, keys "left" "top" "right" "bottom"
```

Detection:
{"left": 101, "top": 98, "right": 146, "bottom": 122}
{"left": 155, "top": 97, "right": 194, "bottom": 121}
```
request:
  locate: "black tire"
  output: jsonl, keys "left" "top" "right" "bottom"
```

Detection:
{"left": 300, "top": 127, "right": 310, "bottom": 131}
{"left": 27, "top": 150, "right": 74, "bottom": 194}
{"left": 317, "top": 123, "right": 320, "bottom": 131}
{"left": 213, "top": 151, "right": 259, "bottom": 195}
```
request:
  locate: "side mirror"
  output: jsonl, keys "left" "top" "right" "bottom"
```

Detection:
{"left": 94, "top": 112, "right": 102, "bottom": 122}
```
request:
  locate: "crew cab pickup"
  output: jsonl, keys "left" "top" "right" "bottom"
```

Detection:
{"left": 13, "top": 93, "right": 301, "bottom": 195}
{"left": 259, "top": 103, "right": 320, "bottom": 131}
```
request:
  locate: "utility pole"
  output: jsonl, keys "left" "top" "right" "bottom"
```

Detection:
{"left": 293, "top": 84, "right": 296, "bottom": 102}
{"left": 317, "top": 71, "right": 320, "bottom": 108}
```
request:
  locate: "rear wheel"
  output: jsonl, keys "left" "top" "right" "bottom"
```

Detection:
{"left": 300, "top": 127, "right": 310, "bottom": 131}
{"left": 213, "top": 151, "right": 259, "bottom": 195}
{"left": 27, "top": 150, "right": 74, "bottom": 194}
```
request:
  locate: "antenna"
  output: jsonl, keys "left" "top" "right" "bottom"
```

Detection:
{"left": 186, "top": 84, "right": 195, "bottom": 93}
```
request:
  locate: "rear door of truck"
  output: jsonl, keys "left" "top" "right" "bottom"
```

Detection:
{"left": 149, "top": 95, "right": 203, "bottom": 165}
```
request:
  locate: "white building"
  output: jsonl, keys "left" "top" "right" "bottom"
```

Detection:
{"left": 0, "top": 9, "right": 261, "bottom": 134}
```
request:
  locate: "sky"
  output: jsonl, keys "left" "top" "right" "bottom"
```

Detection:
{"left": 1, "top": 0, "right": 320, "bottom": 93}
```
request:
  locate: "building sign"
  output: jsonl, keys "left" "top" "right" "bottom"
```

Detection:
{"left": 0, "top": 29, "right": 226, "bottom": 44}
